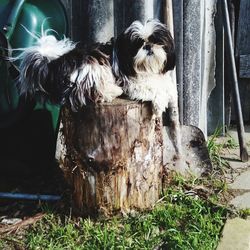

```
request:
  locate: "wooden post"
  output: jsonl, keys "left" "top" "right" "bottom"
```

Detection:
{"left": 56, "top": 98, "right": 164, "bottom": 216}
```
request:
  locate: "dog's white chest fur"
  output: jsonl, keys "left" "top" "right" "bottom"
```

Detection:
{"left": 124, "top": 71, "right": 177, "bottom": 115}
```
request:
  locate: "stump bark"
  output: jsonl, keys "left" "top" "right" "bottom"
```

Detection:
{"left": 56, "top": 98, "right": 164, "bottom": 216}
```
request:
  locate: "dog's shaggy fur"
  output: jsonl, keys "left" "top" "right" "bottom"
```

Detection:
{"left": 15, "top": 33, "right": 122, "bottom": 111}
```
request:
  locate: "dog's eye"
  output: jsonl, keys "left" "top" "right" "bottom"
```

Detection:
{"left": 135, "top": 38, "right": 144, "bottom": 48}
{"left": 148, "top": 35, "right": 161, "bottom": 45}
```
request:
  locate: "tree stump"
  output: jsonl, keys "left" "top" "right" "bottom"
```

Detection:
{"left": 56, "top": 98, "right": 164, "bottom": 216}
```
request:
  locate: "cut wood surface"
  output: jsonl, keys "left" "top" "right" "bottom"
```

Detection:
{"left": 56, "top": 98, "right": 164, "bottom": 216}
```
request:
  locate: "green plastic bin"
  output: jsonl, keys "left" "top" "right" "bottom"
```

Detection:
{"left": 0, "top": 0, "right": 68, "bottom": 129}
{"left": 0, "top": 0, "right": 68, "bottom": 174}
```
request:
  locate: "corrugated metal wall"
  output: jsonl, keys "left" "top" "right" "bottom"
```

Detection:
{"left": 61, "top": 0, "right": 163, "bottom": 44}
{"left": 237, "top": 0, "right": 250, "bottom": 123}
{"left": 60, "top": 0, "right": 222, "bottom": 137}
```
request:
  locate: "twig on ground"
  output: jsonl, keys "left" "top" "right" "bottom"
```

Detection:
{"left": 0, "top": 213, "right": 45, "bottom": 235}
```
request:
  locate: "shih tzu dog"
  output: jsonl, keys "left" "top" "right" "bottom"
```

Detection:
{"left": 113, "top": 19, "right": 182, "bottom": 158}
{"left": 13, "top": 30, "right": 122, "bottom": 111}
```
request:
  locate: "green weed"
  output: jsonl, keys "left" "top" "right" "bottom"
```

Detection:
{"left": 207, "top": 127, "right": 231, "bottom": 173}
{"left": 223, "top": 135, "right": 238, "bottom": 149}
{"left": 0, "top": 127, "right": 236, "bottom": 250}
{"left": 239, "top": 208, "right": 250, "bottom": 219}
{"left": 0, "top": 186, "right": 227, "bottom": 250}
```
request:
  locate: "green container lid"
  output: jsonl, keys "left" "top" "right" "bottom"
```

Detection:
{"left": 0, "top": 0, "right": 68, "bottom": 129}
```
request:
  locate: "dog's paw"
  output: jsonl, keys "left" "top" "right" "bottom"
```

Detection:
{"left": 153, "top": 99, "right": 168, "bottom": 117}
{"left": 102, "top": 84, "right": 123, "bottom": 102}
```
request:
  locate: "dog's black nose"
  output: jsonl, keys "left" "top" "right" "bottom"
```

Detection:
{"left": 143, "top": 44, "right": 153, "bottom": 55}
{"left": 143, "top": 44, "right": 151, "bottom": 51}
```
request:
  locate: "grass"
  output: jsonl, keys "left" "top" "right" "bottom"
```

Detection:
{"left": 0, "top": 128, "right": 235, "bottom": 250}
{"left": 206, "top": 127, "right": 242, "bottom": 195}
{"left": 239, "top": 208, "right": 250, "bottom": 219}
{"left": 223, "top": 136, "right": 238, "bottom": 149}
{"left": 207, "top": 128, "right": 229, "bottom": 171}
{"left": 207, "top": 127, "right": 239, "bottom": 168}
{"left": 0, "top": 171, "right": 230, "bottom": 250}
{"left": 0, "top": 184, "right": 228, "bottom": 250}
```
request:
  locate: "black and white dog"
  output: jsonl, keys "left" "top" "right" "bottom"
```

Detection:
{"left": 113, "top": 19, "right": 182, "bottom": 158}
{"left": 14, "top": 20, "right": 182, "bottom": 160}
{"left": 15, "top": 32, "right": 122, "bottom": 111}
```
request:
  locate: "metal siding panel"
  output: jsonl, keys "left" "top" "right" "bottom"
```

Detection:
{"left": 237, "top": 0, "right": 250, "bottom": 77}
{"left": 183, "top": 0, "right": 201, "bottom": 127}
{"left": 207, "top": 0, "right": 225, "bottom": 135}
{"left": 240, "top": 55, "right": 250, "bottom": 78}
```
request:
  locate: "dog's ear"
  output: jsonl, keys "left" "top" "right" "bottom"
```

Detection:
{"left": 161, "top": 29, "right": 176, "bottom": 73}
{"left": 162, "top": 49, "right": 176, "bottom": 73}
{"left": 113, "top": 32, "right": 137, "bottom": 79}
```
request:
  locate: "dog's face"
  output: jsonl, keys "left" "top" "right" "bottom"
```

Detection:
{"left": 114, "top": 19, "right": 175, "bottom": 78}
